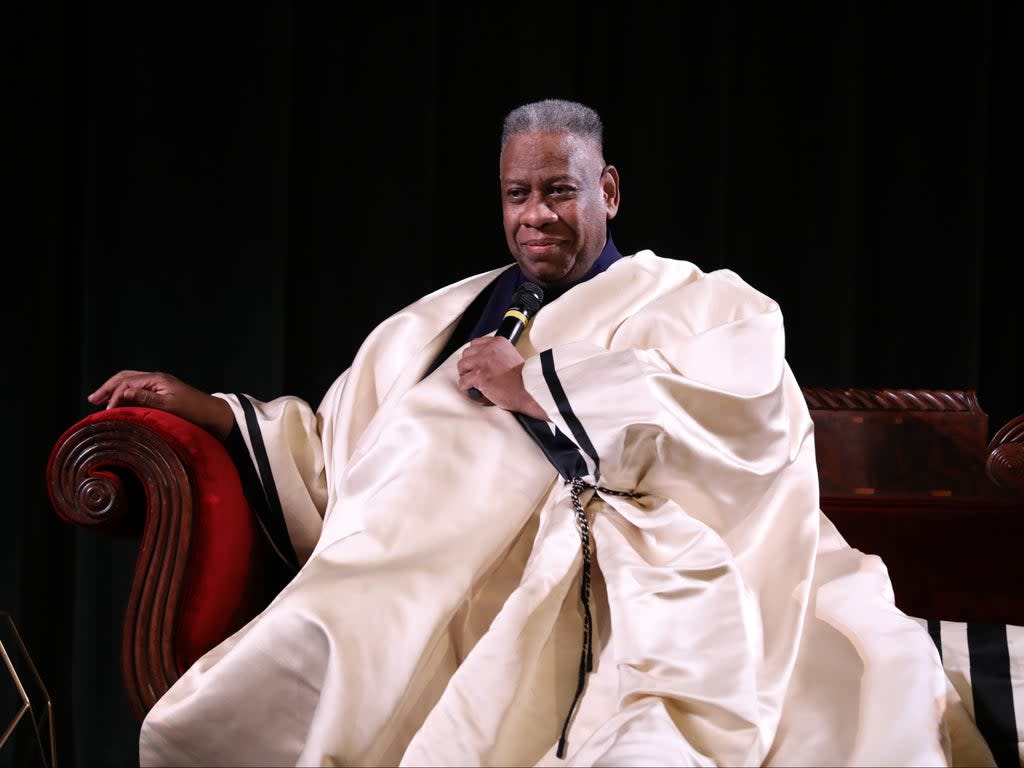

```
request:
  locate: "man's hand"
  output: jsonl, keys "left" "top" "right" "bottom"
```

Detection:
{"left": 88, "top": 370, "right": 235, "bottom": 440}
{"left": 457, "top": 337, "right": 548, "bottom": 420}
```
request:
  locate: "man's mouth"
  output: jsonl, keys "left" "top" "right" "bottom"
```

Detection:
{"left": 521, "top": 240, "right": 561, "bottom": 252}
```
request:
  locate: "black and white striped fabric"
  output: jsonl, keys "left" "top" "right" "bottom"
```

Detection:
{"left": 913, "top": 617, "right": 1024, "bottom": 767}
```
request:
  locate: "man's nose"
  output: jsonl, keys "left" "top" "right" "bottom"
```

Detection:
{"left": 521, "top": 195, "right": 558, "bottom": 227}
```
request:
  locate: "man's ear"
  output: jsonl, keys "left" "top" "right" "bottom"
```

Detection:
{"left": 602, "top": 165, "right": 621, "bottom": 219}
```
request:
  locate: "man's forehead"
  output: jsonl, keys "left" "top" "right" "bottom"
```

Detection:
{"left": 500, "top": 133, "right": 602, "bottom": 181}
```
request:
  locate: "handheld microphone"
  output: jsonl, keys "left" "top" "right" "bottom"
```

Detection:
{"left": 468, "top": 281, "right": 545, "bottom": 401}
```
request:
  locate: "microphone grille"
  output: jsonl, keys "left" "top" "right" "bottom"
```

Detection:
{"left": 516, "top": 282, "right": 545, "bottom": 314}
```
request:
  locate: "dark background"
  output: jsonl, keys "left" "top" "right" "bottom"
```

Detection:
{"left": 5, "top": 1, "right": 1022, "bottom": 766}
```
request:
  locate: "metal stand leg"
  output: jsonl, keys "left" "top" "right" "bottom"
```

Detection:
{"left": 0, "top": 612, "right": 56, "bottom": 768}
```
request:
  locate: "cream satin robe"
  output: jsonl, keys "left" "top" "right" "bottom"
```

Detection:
{"left": 139, "top": 251, "right": 993, "bottom": 767}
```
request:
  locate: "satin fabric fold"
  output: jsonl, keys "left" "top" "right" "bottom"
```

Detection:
{"left": 139, "top": 251, "right": 992, "bottom": 767}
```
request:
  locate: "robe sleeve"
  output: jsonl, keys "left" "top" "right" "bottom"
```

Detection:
{"left": 519, "top": 270, "right": 812, "bottom": 537}
{"left": 212, "top": 370, "right": 351, "bottom": 568}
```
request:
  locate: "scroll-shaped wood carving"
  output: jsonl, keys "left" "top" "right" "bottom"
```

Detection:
{"left": 987, "top": 414, "right": 1024, "bottom": 492}
{"left": 47, "top": 419, "right": 193, "bottom": 723}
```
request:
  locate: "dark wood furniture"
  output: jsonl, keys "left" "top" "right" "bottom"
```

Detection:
{"left": 45, "top": 387, "right": 1024, "bottom": 724}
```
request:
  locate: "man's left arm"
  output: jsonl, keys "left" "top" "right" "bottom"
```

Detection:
{"left": 518, "top": 307, "right": 812, "bottom": 529}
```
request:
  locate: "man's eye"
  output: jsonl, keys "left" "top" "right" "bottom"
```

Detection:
{"left": 550, "top": 185, "right": 575, "bottom": 196}
{"left": 506, "top": 189, "right": 527, "bottom": 201}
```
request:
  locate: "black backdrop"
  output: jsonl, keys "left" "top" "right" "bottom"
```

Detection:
{"left": 6, "top": 2, "right": 1023, "bottom": 766}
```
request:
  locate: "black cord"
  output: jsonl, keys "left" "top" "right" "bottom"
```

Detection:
{"left": 556, "top": 477, "right": 642, "bottom": 759}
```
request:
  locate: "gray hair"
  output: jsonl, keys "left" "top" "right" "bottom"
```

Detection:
{"left": 500, "top": 99, "right": 605, "bottom": 153}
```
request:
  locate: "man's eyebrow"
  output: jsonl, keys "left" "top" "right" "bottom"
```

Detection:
{"left": 502, "top": 174, "right": 577, "bottom": 186}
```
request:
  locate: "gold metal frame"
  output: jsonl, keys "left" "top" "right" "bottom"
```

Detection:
{"left": 0, "top": 612, "right": 56, "bottom": 767}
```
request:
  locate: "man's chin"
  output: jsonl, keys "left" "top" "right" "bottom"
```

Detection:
{"left": 516, "top": 262, "right": 572, "bottom": 288}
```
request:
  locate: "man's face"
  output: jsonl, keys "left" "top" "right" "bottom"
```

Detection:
{"left": 499, "top": 131, "right": 620, "bottom": 288}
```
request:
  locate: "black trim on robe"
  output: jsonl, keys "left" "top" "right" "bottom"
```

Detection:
{"left": 223, "top": 400, "right": 301, "bottom": 572}
{"left": 513, "top": 413, "right": 589, "bottom": 482}
{"left": 539, "top": 349, "right": 601, "bottom": 478}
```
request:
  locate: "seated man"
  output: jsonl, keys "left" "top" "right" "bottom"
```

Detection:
{"left": 89, "top": 98, "right": 992, "bottom": 767}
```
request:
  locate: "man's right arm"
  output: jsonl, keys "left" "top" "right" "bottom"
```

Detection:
{"left": 88, "top": 369, "right": 235, "bottom": 441}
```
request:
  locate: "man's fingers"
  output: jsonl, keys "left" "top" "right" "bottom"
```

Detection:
{"left": 105, "top": 382, "right": 132, "bottom": 409}
{"left": 89, "top": 369, "right": 148, "bottom": 404}
{"left": 105, "top": 379, "right": 157, "bottom": 409}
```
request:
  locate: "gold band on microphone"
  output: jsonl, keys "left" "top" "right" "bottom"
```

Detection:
{"left": 503, "top": 309, "right": 528, "bottom": 324}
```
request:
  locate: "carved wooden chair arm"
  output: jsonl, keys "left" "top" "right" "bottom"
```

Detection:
{"left": 45, "top": 407, "right": 277, "bottom": 722}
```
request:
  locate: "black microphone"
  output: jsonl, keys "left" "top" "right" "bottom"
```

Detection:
{"left": 468, "top": 281, "right": 545, "bottom": 401}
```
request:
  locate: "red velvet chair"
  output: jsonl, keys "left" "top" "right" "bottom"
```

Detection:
{"left": 46, "top": 387, "right": 1024, "bottom": 724}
